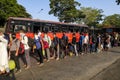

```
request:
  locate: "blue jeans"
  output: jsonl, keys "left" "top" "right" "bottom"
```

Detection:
{"left": 92, "top": 43, "right": 95, "bottom": 52}
{"left": 90, "top": 43, "right": 95, "bottom": 53}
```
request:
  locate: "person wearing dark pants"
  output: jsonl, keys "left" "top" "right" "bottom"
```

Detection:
{"left": 34, "top": 32, "right": 44, "bottom": 66}
{"left": 10, "top": 51, "right": 20, "bottom": 72}
{"left": 52, "top": 33, "right": 60, "bottom": 60}
{"left": 79, "top": 33, "right": 85, "bottom": 55}
{"left": 9, "top": 33, "right": 21, "bottom": 73}
{"left": 20, "top": 30, "right": 31, "bottom": 69}
{"left": 36, "top": 48, "right": 44, "bottom": 64}
{"left": 60, "top": 33, "right": 68, "bottom": 58}
{"left": 89, "top": 35, "right": 93, "bottom": 53}
{"left": 19, "top": 53, "right": 27, "bottom": 68}
{"left": 72, "top": 33, "right": 78, "bottom": 56}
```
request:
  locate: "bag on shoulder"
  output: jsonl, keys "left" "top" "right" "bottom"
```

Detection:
{"left": 27, "top": 37, "right": 34, "bottom": 47}
{"left": 53, "top": 37, "right": 59, "bottom": 47}
{"left": 43, "top": 40, "right": 49, "bottom": 49}
{"left": 9, "top": 60, "right": 16, "bottom": 70}
{"left": 18, "top": 42, "right": 25, "bottom": 54}
{"left": 23, "top": 36, "right": 34, "bottom": 47}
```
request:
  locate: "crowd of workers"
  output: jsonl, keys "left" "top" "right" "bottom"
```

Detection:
{"left": 0, "top": 29, "right": 120, "bottom": 80}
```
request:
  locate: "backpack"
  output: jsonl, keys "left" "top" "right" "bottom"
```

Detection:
{"left": 59, "top": 39, "right": 66, "bottom": 48}
{"left": 23, "top": 36, "right": 34, "bottom": 47}
{"left": 53, "top": 37, "right": 59, "bottom": 47}
{"left": 27, "top": 37, "right": 34, "bottom": 47}
{"left": 14, "top": 39, "right": 24, "bottom": 54}
{"left": 18, "top": 42, "right": 25, "bottom": 54}
{"left": 62, "top": 35, "right": 68, "bottom": 46}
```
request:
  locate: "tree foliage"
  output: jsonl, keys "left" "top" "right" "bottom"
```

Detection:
{"left": 80, "top": 7, "right": 103, "bottom": 27}
{"left": 102, "top": 14, "right": 120, "bottom": 27}
{"left": 0, "top": 0, "right": 31, "bottom": 26}
{"left": 49, "top": 0, "right": 85, "bottom": 23}
{"left": 116, "top": 0, "right": 120, "bottom": 5}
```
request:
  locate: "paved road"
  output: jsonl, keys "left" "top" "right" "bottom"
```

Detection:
{"left": 16, "top": 47, "right": 120, "bottom": 80}
{"left": 91, "top": 58, "right": 120, "bottom": 80}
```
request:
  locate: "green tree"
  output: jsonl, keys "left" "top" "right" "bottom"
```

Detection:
{"left": 49, "top": 0, "right": 85, "bottom": 23}
{"left": 102, "top": 14, "right": 120, "bottom": 27}
{"left": 0, "top": 0, "right": 31, "bottom": 27}
{"left": 116, "top": 0, "right": 120, "bottom": 5}
{"left": 80, "top": 7, "right": 103, "bottom": 27}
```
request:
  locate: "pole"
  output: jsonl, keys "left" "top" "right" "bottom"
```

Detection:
{"left": 38, "top": 9, "right": 43, "bottom": 13}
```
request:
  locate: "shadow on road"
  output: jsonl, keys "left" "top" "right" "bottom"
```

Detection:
{"left": 90, "top": 58, "right": 120, "bottom": 80}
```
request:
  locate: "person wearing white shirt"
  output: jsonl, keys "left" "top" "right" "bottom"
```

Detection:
{"left": 83, "top": 33, "right": 89, "bottom": 54}
{"left": 0, "top": 31, "right": 9, "bottom": 74}
{"left": 43, "top": 33, "right": 51, "bottom": 62}
{"left": 20, "top": 30, "right": 31, "bottom": 69}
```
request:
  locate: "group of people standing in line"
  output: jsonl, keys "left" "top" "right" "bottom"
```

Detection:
{"left": 0, "top": 29, "right": 120, "bottom": 80}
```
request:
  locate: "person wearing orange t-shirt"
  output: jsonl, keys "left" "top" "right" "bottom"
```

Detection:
{"left": 75, "top": 32, "right": 80, "bottom": 54}
{"left": 68, "top": 32, "right": 72, "bottom": 43}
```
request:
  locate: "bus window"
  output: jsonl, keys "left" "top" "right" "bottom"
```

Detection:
{"left": 62, "top": 26, "right": 67, "bottom": 32}
{"left": 72, "top": 26, "right": 79, "bottom": 32}
{"left": 28, "top": 26, "right": 31, "bottom": 32}
{"left": 79, "top": 27, "right": 82, "bottom": 32}
{"left": 51, "top": 26, "right": 59, "bottom": 32}
{"left": 33, "top": 26, "right": 41, "bottom": 33}
{"left": 9, "top": 25, "right": 15, "bottom": 33}
{"left": 69, "top": 27, "right": 73, "bottom": 32}
{"left": 106, "top": 28, "right": 113, "bottom": 33}
{"left": 54, "top": 27, "right": 59, "bottom": 32}
{"left": 43, "top": 26, "right": 49, "bottom": 32}
{"left": 14, "top": 25, "right": 27, "bottom": 32}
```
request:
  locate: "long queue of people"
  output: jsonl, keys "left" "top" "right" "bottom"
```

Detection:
{"left": 0, "top": 29, "right": 120, "bottom": 80}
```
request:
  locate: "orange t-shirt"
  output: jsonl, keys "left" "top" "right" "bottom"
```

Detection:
{"left": 75, "top": 33, "right": 80, "bottom": 42}
{"left": 41, "top": 33, "right": 44, "bottom": 38}
{"left": 26, "top": 32, "right": 34, "bottom": 39}
{"left": 67, "top": 32, "right": 73, "bottom": 43}
{"left": 56, "top": 32, "right": 63, "bottom": 39}
{"left": 47, "top": 32, "right": 53, "bottom": 40}
{"left": 16, "top": 33, "right": 20, "bottom": 39}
